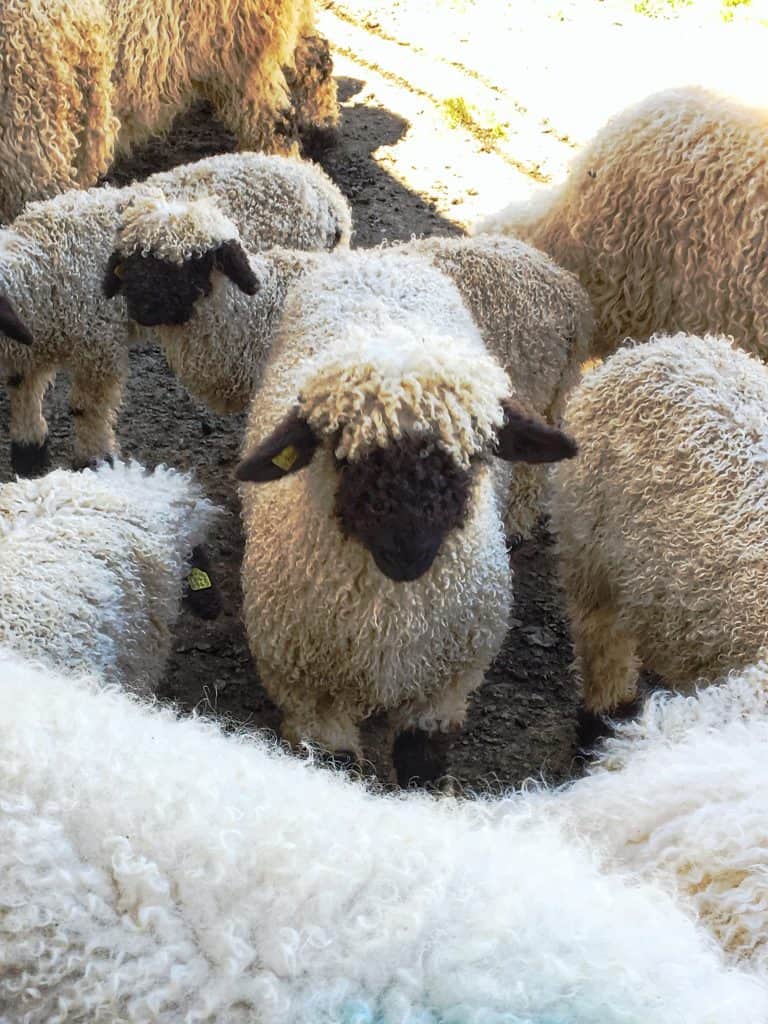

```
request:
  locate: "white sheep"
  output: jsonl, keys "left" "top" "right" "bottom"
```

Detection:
{"left": 108, "top": 203, "right": 591, "bottom": 538}
{"left": 548, "top": 661, "right": 768, "bottom": 981}
{"left": 0, "top": 0, "right": 339, "bottom": 221}
{"left": 235, "top": 248, "right": 577, "bottom": 767}
{"left": 0, "top": 152, "right": 350, "bottom": 475}
{"left": 474, "top": 86, "right": 768, "bottom": 359}
{"left": 1, "top": 650, "right": 764, "bottom": 1024}
{"left": 0, "top": 461, "right": 217, "bottom": 693}
{"left": 549, "top": 332, "right": 768, "bottom": 714}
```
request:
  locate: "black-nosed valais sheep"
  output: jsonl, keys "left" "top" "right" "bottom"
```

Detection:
{"left": 235, "top": 248, "right": 577, "bottom": 770}
{"left": 0, "top": 152, "right": 350, "bottom": 476}
{"left": 0, "top": 0, "right": 338, "bottom": 221}
{"left": 550, "top": 333, "right": 768, "bottom": 716}
{"left": 2, "top": 650, "right": 766, "bottom": 1023}
{"left": 107, "top": 199, "right": 592, "bottom": 542}
{"left": 475, "top": 86, "right": 768, "bottom": 359}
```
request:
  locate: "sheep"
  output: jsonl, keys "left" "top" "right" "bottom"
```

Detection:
{"left": 0, "top": 461, "right": 217, "bottom": 693}
{"left": 549, "top": 332, "right": 768, "bottom": 716}
{"left": 0, "top": 0, "right": 339, "bottom": 221}
{"left": 235, "top": 248, "right": 578, "bottom": 768}
{"left": 0, "top": 151, "right": 350, "bottom": 475}
{"left": 108, "top": 204, "right": 591, "bottom": 538}
{"left": 474, "top": 86, "right": 768, "bottom": 358}
{"left": 548, "top": 661, "right": 768, "bottom": 980}
{"left": 1, "top": 650, "right": 765, "bottom": 1024}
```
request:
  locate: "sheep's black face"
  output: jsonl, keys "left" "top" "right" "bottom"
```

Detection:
{"left": 108, "top": 252, "right": 215, "bottom": 326}
{"left": 334, "top": 435, "right": 472, "bottom": 583}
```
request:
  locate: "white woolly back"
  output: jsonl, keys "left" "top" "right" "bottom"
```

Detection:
{"left": 117, "top": 188, "right": 240, "bottom": 264}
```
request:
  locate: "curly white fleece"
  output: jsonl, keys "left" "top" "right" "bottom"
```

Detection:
{"left": 545, "top": 660, "right": 768, "bottom": 981}
{"left": 550, "top": 332, "right": 768, "bottom": 712}
{"left": 115, "top": 190, "right": 240, "bottom": 263}
{"left": 1, "top": 652, "right": 765, "bottom": 1023}
{"left": 0, "top": 461, "right": 216, "bottom": 692}
{"left": 0, "top": 151, "right": 350, "bottom": 465}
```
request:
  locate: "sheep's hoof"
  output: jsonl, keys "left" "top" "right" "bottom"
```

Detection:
{"left": 183, "top": 545, "right": 223, "bottom": 620}
{"left": 300, "top": 125, "right": 338, "bottom": 158}
{"left": 10, "top": 438, "right": 50, "bottom": 478}
{"left": 393, "top": 729, "right": 451, "bottom": 790}
{"left": 576, "top": 707, "right": 615, "bottom": 753}
{"left": 72, "top": 454, "right": 115, "bottom": 472}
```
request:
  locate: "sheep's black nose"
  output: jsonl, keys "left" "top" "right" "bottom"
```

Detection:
{"left": 369, "top": 532, "right": 443, "bottom": 583}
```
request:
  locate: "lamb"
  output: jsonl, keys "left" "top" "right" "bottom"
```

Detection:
{"left": 549, "top": 332, "right": 768, "bottom": 715}
{"left": 0, "top": 461, "right": 217, "bottom": 693}
{"left": 0, "top": 0, "right": 339, "bottom": 221}
{"left": 108, "top": 204, "right": 591, "bottom": 538}
{"left": 1, "top": 650, "right": 765, "bottom": 1024}
{"left": 0, "top": 152, "right": 350, "bottom": 475}
{"left": 474, "top": 86, "right": 768, "bottom": 358}
{"left": 235, "top": 248, "right": 577, "bottom": 769}
{"left": 548, "top": 661, "right": 768, "bottom": 980}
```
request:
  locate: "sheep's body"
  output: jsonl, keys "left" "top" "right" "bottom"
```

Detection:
{"left": 550, "top": 333, "right": 768, "bottom": 712}
{"left": 0, "top": 0, "right": 338, "bottom": 221}
{"left": 1, "top": 652, "right": 765, "bottom": 1024}
{"left": 0, "top": 462, "right": 216, "bottom": 693}
{"left": 549, "top": 662, "right": 768, "bottom": 979}
{"left": 475, "top": 87, "right": 768, "bottom": 358}
{"left": 240, "top": 250, "right": 515, "bottom": 756}
{"left": 0, "top": 152, "right": 350, "bottom": 472}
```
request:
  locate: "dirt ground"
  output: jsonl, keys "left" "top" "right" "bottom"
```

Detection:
{"left": 0, "top": 82, "right": 585, "bottom": 791}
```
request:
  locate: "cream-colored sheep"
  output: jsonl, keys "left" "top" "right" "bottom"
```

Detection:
{"left": 236, "top": 248, "right": 576, "bottom": 765}
{"left": 110, "top": 205, "right": 590, "bottom": 538}
{"left": 0, "top": 153, "right": 350, "bottom": 475}
{"left": 475, "top": 86, "right": 768, "bottom": 358}
{"left": 0, "top": 0, "right": 338, "bottom": 221}
{"left": 550, "top": 333, "right": 768, "bottom": 713}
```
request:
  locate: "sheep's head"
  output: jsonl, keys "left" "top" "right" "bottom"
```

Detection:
{"left": 236, "top": 333, "right": 577, "bottom": 582}
{"left": 103, "top": 191, "right": 258, "bottom": 326}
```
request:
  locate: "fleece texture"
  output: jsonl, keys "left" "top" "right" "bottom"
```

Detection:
{"left": 0, "top": 461, "right": 216, "bottom": 692}
{"left": 474, "top": 86, "right": 768, "bottom": 358}
{"left": 550, "top": 332, "right": 768, "bottom": 712}
{"left": 0, "top": 652, "right": 765, "bottom": 1024}
{"left": 548, "top": 661, "right": 768, "bottom": 980}
{"left": 0, "top": 0, "right": 338, "bottom": 220}
{"left": 240, "top": 249, "right": 516, "bottom": 755}
{"left": 0, "top": 151, "right": 350, "bottom": 465}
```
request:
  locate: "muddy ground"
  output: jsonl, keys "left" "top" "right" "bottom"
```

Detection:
{"left": 0, "top": 87, "right": 587, "bottom": 792}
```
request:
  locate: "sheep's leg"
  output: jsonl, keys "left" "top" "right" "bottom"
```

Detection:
{"left": 8, "top": 367, "right": 55, "bottom": 477}
{"left": 205, "top": 76, "right": 298, "bottom": 156}
{"left": 276, "top": 689, "right": 363, "bottom": 765}
{"left": 393, "top": 667, "right": 485, "bottom": 788}
{"left": 69, "top": 369, "right": 124, "bottom": 469}
{"left": 570, "top": 599, "right": 640, "bottom": 715}
{"left": 505, "top": 464, "right": 546, "bottom": 544}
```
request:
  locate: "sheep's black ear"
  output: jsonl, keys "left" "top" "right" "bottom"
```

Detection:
{"left": 0, "top": 296, "right": 32, "bottom": 345}
{"left": 102, "top": 251, "right": 125, "bottom": 299}
{"left": 494, "top": 398, "right": 577, "bottom": 464}
{"left": 215, "top": 240, "right": 259, "bottom": 295}
{"left": 236, "top": 408, "right": 319, "bottom": 482}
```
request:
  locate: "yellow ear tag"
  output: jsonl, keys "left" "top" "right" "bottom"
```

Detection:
{"left": 188, "top": 568, "right": 212, "bottom": 592}
{"left": 271, "top": 444, "right": 299, "bottom": 472}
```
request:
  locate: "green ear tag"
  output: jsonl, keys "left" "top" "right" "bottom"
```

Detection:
{"left": 271, "top": 444, "right": 299, "bottom": 472}
{"left": 188, "top": 568, "right": 212, "bottom": 592}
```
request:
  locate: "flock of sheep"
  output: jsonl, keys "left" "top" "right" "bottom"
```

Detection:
{"left": 1, "top": 2, "right": 768, "bottom": 1020}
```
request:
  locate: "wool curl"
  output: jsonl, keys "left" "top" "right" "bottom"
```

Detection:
{"left": 550, "top": 332, "right": 768, "bottom": 713}
{"left": 1, "top": 652, "right": 766, "bottom": 1023}
{"left": 475, "top": 86, "right": 768, "bottom": 359}
{"left": 298, "top": 322, "right": 510, "bottom": 467}
{"left": 116, "top": 190, "right": 240, "bottom": 264}
{"left": 546, "top": 659, "right": 768, "bottom": 979}
{"left": 0, "top": 0, "right": 339, "bottom": 220}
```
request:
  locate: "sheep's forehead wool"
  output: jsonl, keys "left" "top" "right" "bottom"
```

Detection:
{"left": 298, "top": 323, "right": 511, "bottom": 465}
{"left": 117, "top": 190, "right": 240, "bottom": 264}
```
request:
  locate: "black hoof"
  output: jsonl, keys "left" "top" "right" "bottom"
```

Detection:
{"left": 393, "top": 729, "right": 451, "bottom": 790}
{"left": 300, "top": 125, "right": 339, "bottom": 158}
{"left": 183, "top": 544, "right": 223, "bottom": 620}
{"left": 11, "top": 438, "right": 50, "bottom": 478}
{"left": 576, "top": 707, "right": 614, "bottom": 754}
{"left": 72, "top": 453, "right": 115, "bottom": 472}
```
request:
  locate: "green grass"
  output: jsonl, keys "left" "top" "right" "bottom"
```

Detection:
{"left": 442, "top": 96, "right": 508, "bottom": 141}
{"left": 632, "top": 0, "right": 693, "bottom": 17}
